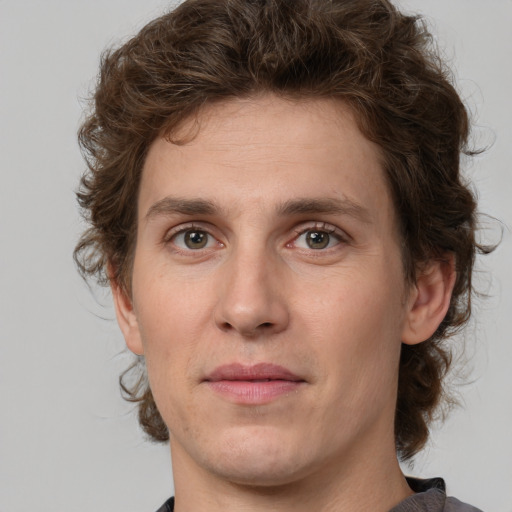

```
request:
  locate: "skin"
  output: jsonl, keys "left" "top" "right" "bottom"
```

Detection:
{"left": 113, "top": 95, "right": 455, "bottom": 512}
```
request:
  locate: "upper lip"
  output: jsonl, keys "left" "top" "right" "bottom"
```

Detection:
{"left": 205, "top": 363, "right": 304, "bottom": 382}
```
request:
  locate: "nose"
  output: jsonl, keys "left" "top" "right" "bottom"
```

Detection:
{"left": 214, "top": 247, "right": 290, "bottom": 338}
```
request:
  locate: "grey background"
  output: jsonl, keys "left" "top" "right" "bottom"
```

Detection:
{"left": 0, "top": 1, "right": 510, "bottom": 511}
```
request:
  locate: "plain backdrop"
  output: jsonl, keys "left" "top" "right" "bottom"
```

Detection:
{"left": 0, "top": 1, "right": 510, "bottom": 511}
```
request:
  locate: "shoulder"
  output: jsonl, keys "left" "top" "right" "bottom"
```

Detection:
{"left": 155, "top": 497, "right": 174, "bottom": 512}
{"left": 390, "top": 478, "right": 484, "bottom": 512}
{"left": 444, "top": 497, "right": 483, "bottom": 512}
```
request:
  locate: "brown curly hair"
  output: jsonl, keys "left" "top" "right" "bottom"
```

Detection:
{"left": 75, "top": 0, "right": 491, "bottom": 460}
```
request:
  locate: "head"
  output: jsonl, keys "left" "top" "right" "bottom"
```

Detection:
{"left": 75, "top": 0, "right": 486, "bottom": 463}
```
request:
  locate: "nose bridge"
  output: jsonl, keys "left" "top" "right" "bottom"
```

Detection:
{"left": 214, "top": 235, "right": 289, "bottom": 337}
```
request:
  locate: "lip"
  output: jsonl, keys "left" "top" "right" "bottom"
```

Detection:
{"left": 204, "top": 363, "right": 305, "bottom": 404}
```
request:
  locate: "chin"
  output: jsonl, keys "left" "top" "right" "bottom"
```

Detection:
{"left": 208, "top": 458, "right": 308, "bottom": 488}
{"left": 194, "top": 426, "right": 315, "bottom": 487}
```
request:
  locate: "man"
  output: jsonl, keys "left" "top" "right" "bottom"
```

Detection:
{"left": 75, "top": 0, "right": 491, "bottom": 510}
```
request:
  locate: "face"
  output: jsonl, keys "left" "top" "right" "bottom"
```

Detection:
{"left": 116, "top": 95, "right": 419, "bottom": 487}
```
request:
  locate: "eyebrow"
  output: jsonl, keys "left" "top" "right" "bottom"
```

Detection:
{"left": 144, "top": 196, "right": 371, "bottom": 224}
{"left": 145, "top": 197, "right": 220, "bottom": 221}
{"left": 277, "top": 197, "right": 372, "bottom": 224}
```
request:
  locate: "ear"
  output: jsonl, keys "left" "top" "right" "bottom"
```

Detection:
{"left": 110, "top": 269, "right": 145, "bottom": 356}
{"left": 401, "top": 254, "right": 456, "bottom": 345}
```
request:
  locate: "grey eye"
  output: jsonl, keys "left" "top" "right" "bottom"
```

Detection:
{"left": 184, "top": 230, "right": 209, "bottom": 249}
{"left": 305, "top": 231, "right": 331, "bottom": 249}
{"left": 293, "top": 228, "right": 343, "bottom": 251}
{"left": 172, "top": 229, "right": 215, "bottom": 250}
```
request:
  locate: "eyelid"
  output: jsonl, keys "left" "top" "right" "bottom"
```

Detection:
{"left": 290, "top": 221, "right": 350, "bottom": 244}
{"left": 161, "top": 220, "right": 349, "bottom": 252}
{"left": 164, "top": 221, "right": 213, "bottom": 240}
{"left": 163, "top": 222, "right": 224, "bottom": 251}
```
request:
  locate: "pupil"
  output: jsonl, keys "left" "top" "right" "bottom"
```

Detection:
{"left": 185, "top": 231, "right": 207, "bottom": 249}
{"left": 307, "top": 231, "right": 329, "bottom": 249}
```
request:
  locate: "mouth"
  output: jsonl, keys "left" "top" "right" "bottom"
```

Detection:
{"left": 204, "top": 363, "right": 306, "bottom": 404}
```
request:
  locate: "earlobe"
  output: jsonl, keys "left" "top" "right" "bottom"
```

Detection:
{"left": 110, "top": 272, "right": 145, "bottom": 356}
{"left": 401, "top": 255, "right": 456, "bottom": 345}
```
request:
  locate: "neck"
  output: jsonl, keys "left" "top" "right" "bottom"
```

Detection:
{"left": 170, "top": 437, "right": 413, "bottom": 512}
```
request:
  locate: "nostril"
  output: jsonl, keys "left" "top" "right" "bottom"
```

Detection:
{"left": 260, "top": 322, "right": 273, "bottom": 328}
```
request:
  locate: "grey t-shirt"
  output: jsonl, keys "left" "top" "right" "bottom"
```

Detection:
{"left": 389, "top": 478, "right": 483, "bottom": 512}
{"left": 155, "top": 477, "right": 483, "bottom": 512}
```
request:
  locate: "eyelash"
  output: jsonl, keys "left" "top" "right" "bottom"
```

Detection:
{"left": 289, "top": 222, "right": 349, "bottom": 251}
{"left": 164, "top": 223, "right": 223, "bottom": 254}
{"left": 163, "top": 221, "right": 349, "bottom": 254}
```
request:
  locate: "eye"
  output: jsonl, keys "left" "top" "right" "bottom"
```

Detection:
{"left": 292, "top": 226, "right": 345, "bottom": 250}
{"left": 171, "top": 229, "right": 217, "bottom": 250}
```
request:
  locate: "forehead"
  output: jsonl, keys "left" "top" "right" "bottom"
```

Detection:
{"left": 139, "top": 95, "right": 394, "bottom": 229}
{"left": 159, "top": 95, "right": 384, "bottom": 171}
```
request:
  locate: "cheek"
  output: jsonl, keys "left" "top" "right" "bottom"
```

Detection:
{"left": 135, "top": 291, "right": 201, "bottom": 426}
{"left": 135, "top": 259, "right": 212, "bottom": 335}
{"left": 297, "top": 263, "right": 405, "bottom": 386}
{"left": 132, "top": 268, "right": 212, "bottom": 390}
{"left": 299, "top": 262, "right": 405, "bottom": 338}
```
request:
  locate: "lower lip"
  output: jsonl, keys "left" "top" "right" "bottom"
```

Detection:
{"left": 206, "top": 380, "right": 303, "bottom": 404}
